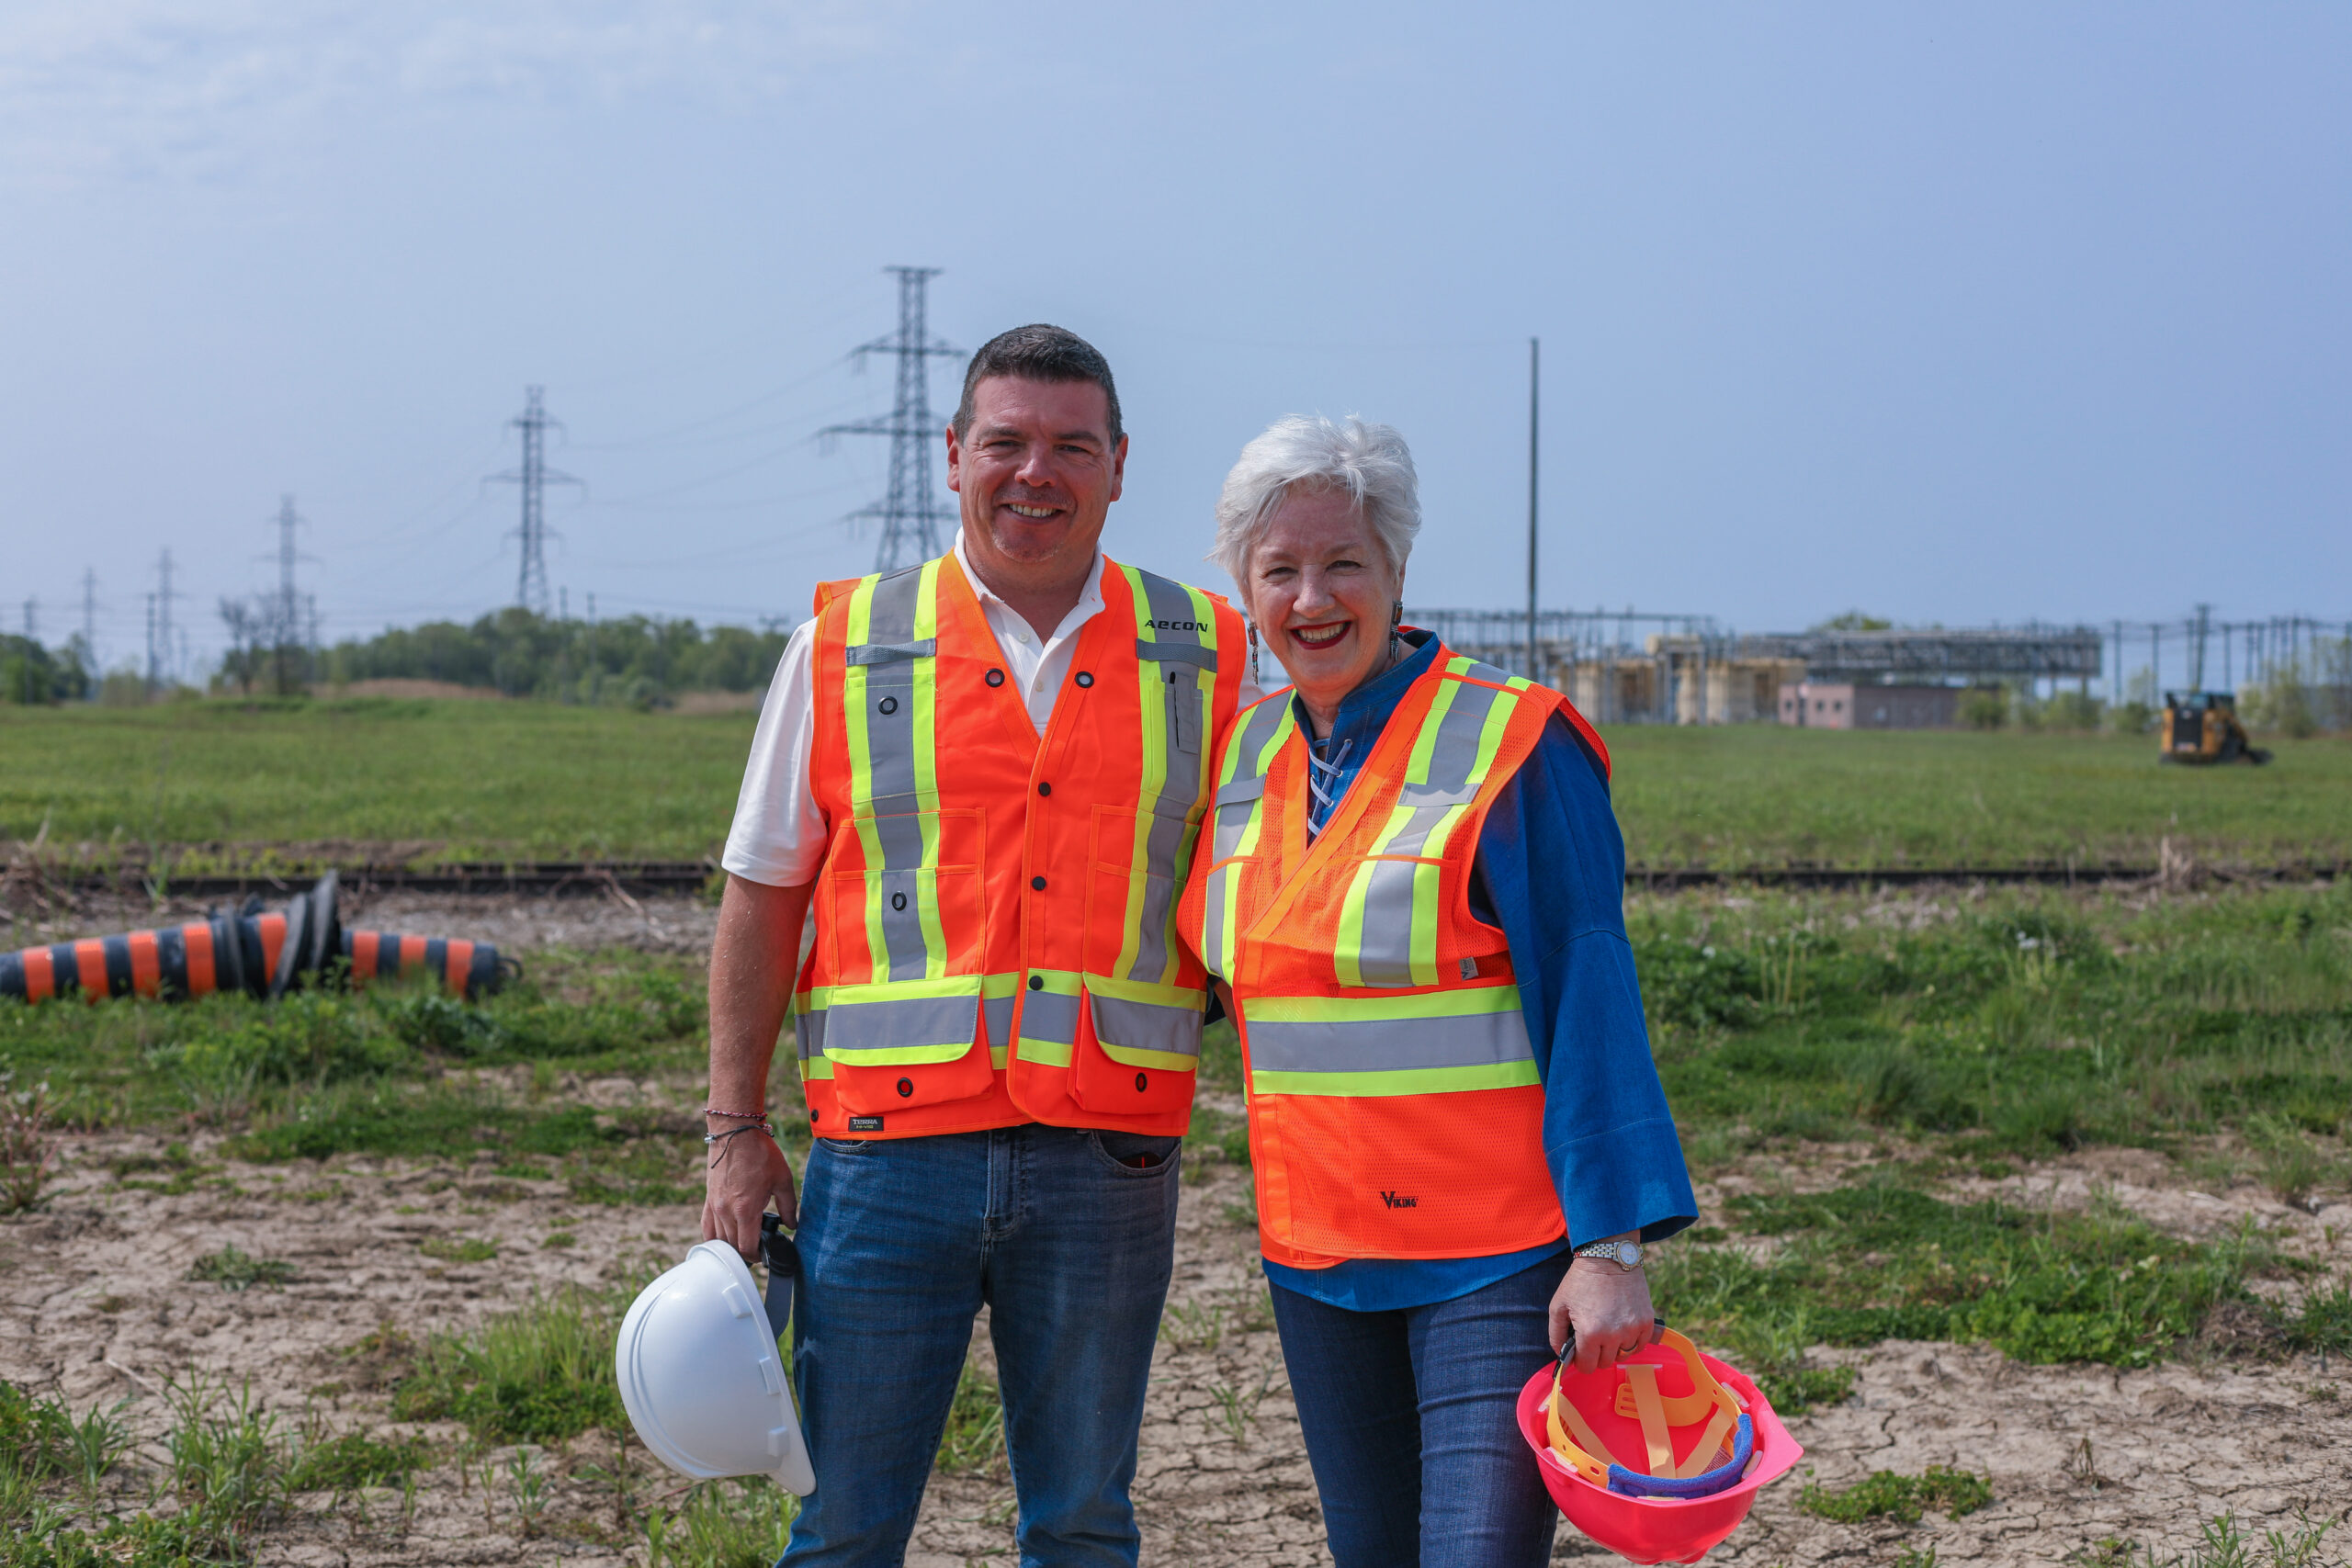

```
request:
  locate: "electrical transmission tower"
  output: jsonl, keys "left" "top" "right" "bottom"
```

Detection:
{"left": 824, "top": 267, "right": 963, "bottom": 572}
{"left": 153, "top": 550, "right": 182, "bottom": 688}
{"left": 81, "top": 570, "right": 97, "bottom": 662}
{"left": 489, "top": 386, "right": 582, "bottom": 615}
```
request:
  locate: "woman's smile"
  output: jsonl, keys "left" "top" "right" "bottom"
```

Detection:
{"left": 1290, "top": 621, "right": 1351, "bottom": 650}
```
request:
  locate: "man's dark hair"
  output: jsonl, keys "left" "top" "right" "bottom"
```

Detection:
{"left": 952, "top": 324, "right": 1124, "bottom": 445}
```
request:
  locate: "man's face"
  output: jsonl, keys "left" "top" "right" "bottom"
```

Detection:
{"left": 946, "top": 377, "right": 1126, "bottom": 571}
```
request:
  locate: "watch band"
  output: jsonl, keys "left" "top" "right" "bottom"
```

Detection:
{"left": 1574, "top": 1239, "right": 1643, "bottom": 1269}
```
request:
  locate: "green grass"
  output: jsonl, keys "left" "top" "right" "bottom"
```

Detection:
{"left": 5, "top": 702, "right": 2347, "bottom": 870}
{"left": 187, "top": 1245, "right": 298, "bottom": 1292}
{"left": 0, "top": 698, "right": 760, "bottom": 866}
{"left": 0, "top": 955, "right": 741, "bottom": 1203}
{"left": 1799, "top": 1464, "right": 1992, "bottom": 1525}
{"left": 391, "top": 1286, "right": 629, "bottom": 1444}
{"left": 1637, "top": 882, "right": 2352, "bottom": 1164}
{"left": 1603, "top": 726, "right": 2352, "bottom": 870}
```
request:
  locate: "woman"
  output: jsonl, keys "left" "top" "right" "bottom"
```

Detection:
{"left": 1176, "top": 416, "right": 1697, "bottom": 1567}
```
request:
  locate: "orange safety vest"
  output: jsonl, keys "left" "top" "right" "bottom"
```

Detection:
{"left": 795, "top": 550, "right": 1246, "bottom": 1139}
{"left": 1177, "top": 644, "right": 1611, "bottom": 1269}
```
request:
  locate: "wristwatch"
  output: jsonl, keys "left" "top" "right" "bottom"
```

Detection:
{"left": 1573, "top": 1239, "right": 1645, "bottom": 1271}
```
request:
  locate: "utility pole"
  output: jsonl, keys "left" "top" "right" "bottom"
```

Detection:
{"left": 154, "top": 550, "right": 182, "bottom": 688}
{"left": 824, "top": 267, "right": 964, "bottom": 572}
{"left": 1525, "top": 337, "right": 1540, "bottom": 682}
{"left": 81, "top": 570, "right": 97, "bottom": 660}
{"left": 19, "top": 597, "right": 33, "bottom": 640}
{"left": 489, "top": 387, "right": 582, "bottom": 616}
{"left": 144, "top": 592, "right": 159, "bottom": 697}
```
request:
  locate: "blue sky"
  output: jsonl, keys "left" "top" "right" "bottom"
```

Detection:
{"left": 2, "top": 2, "right": 2346, "bottom": 676}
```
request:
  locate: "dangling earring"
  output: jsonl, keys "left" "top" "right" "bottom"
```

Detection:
{"left": 1249, "top": 622, "right": 1261, "bottom": 685}
{"left": 1389, "top": 600, "right": 1404, "bottom": 666}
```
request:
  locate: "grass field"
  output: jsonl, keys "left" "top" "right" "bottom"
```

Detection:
{"left": 4, "top": 698, "right": 2348, "bottom": 870}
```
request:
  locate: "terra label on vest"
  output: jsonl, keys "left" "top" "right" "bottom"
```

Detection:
{"left": 847, "top": 1115, "right": 885, "bottom": 1133}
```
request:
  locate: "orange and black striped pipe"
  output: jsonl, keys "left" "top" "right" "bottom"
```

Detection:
{"left": 0, "top": 874, "right": 506, "bottom": 1006}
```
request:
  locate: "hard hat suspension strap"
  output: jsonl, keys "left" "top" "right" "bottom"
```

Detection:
{"left": 758, "top": 1213, "right": 801, "bottom": 1344}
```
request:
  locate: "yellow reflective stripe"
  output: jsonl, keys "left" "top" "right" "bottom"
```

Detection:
{"left": 1251, "top": 1060, "right": 1541, "bottom": 1097}
{"left": 910, "top": 560, "right": 946, "bottom": 978}
{"left": 1116, "top": 566, "right": 1162, "bottom": 983}
{"left": 1096, "top": 1044, "right": 1199, "bottom": 1071}
{"left": 800, "top": 1055, "right": 834, "bottom": 1080}
{"left": 1333, "top": 855, "right": 1378, "bottom": 988}
{"left": 1084, "top": 971, "right": 1203, "bottom": 1009}
{"left": 842, "top": 576, "right": 889, "bottom": 982}
{"left": 1243, "top": 986, "right": 1523, "bottom": 1024}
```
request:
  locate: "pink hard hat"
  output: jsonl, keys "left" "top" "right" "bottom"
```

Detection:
{"left": 1516, "top": 1325, "right": 1804, "bottom": 1565}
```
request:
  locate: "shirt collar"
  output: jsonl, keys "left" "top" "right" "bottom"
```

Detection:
{"left": 953, "top": 529, "right": 1107, "bottom": 632}
{"left": 1297, "top": 627, "right": 1439, "bottom": 750}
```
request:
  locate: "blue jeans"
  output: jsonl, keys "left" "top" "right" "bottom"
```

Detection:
{"left": 781, "top": 1125, "right": 1181, "bottom": 1568}
{"left": 1269, "top": 1256, "right": 1562, "bottom": 1568}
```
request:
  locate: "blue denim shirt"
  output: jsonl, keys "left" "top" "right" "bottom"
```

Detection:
{"left": 1260, "top": 631, "right": 1697, "bottom": 1312}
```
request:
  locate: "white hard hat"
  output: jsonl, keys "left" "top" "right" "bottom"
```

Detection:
{"left": 615, "top": 1220, "right": 815, "bottom": 1495}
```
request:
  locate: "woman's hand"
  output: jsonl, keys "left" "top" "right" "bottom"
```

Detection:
{"left": 1548, "top": 1243, "right": 1657, "bottom": 1375}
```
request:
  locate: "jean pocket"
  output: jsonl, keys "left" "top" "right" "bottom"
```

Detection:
{"left": 816, "top": 1137, "right": 875, "bottom": 1155}
{"left": 1088, "top": 1131, "right": 1181, "bottom": 1175}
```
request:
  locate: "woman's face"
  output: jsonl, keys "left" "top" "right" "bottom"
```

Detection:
{"left": 1244, "top": 485, "right": 1403, "bottom": 708}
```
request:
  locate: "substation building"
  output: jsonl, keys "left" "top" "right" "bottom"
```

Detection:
{"left": 1402, "top": 611, "right": 2103, "bottom": 728}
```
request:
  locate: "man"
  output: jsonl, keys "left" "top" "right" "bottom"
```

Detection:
{"left": 705, "top": 324, "right": 1248, "bottom": 1566}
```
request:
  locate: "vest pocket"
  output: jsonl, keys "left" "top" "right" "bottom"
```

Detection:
{"left": 1068, "top": 985, "right": 1199, "bottom": 1115}
{"left": 824, "top": 975, "right": 996, "bottom": 1114}
{"left": 823, "top": 809, "right": 985, "bottom": 982}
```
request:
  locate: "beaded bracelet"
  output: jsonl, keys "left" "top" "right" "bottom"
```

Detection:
{"left": 704, "top": 1106, "right": 771, "bottom": 1122}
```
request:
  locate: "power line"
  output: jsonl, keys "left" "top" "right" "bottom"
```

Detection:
{"left": 821, "top": 267, "right": 962, "bottom": 572}
{"left": 488, "top": 386, "right": 583, "bottom": 615}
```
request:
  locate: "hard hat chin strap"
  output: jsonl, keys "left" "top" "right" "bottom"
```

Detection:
{"left": 759, "top": 1213, "right": 801, "bottom": 1343}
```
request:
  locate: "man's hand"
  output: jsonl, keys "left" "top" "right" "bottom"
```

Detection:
{"left": 1548, "top": 1236, "right": 1657, "bottom": 1375}
{"left": 702, "top": 1123, "right": 799, "bottom": 1259}
{"left": 704, "top": 873, "right": 816, "bottom": 1261}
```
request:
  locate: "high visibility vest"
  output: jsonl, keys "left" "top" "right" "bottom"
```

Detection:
{"left": 1178, "top": 645, "right": 1611, "bottom": 1268}
{"left": 795, "top": 551, "right": 1246, "bottom": 1140}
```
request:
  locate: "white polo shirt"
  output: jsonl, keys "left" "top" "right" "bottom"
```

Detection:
{"left": 719, "top": 533, "right": 1110, "bottom": 889}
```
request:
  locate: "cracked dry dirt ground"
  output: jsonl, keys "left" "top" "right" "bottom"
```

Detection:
{"left": 4, "top": 1131, "right": 2347, "bottom": 1567}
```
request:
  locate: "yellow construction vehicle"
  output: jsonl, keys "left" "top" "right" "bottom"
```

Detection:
{"left": 2159, "top": 691, "right": 2272, "bottom": 765}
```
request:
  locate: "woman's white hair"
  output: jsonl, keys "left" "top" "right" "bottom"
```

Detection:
{"left": 1210, "top": 415, "right": 1420, "bottom": 587}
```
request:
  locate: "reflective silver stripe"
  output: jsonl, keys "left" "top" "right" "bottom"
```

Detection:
{"left": 1127, "top": 570, "right": 1220, "bottom": 985}
{"left": 856, "top": 568, "right": 927, "bottom": 818}
{"left": 846, "top": 638, "right": 937, "bottom": 666}
{"left": 1018, "top": 988, "right": 1081, "bottom": 1044}
{"left": 876, "top": 864, "right": 930, "bottom": 982}
{"left": 1134, "top": 639, "right": 1216, "bottom": 671}
{"left": 1351, "top": 855, "right": 1427, "bottom": 987}
{"left": 1212, "top": 699, "right": 1290, "bottom": 863}
{"left": 1377, "top": 675, "right": 1510, "bottom": 858}
{"left": 823, "top": 993, "right": 978, "bottom": 1056}
{"left": 983, "top": 994, "right": 1014, "bottom": 1050}
{"left": 795, "top": 1004, "right": 825, "bottom": 1061}
{"left": 1244, "top": 1008, "right": 1533, "bottom": 1074}
{"left": 1090, "top": 993, "right": 1204, "bottom": 1058}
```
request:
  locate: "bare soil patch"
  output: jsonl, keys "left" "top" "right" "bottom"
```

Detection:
{"left": 3, "top": 1130, "right": 2346, "bottom": 1566}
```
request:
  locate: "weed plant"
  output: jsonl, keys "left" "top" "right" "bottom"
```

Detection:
{"left": 1799, "top": 1464, "right": 1992, "bottom": 1524}
{"left": 933, "top": 1359, "right": 1007, "bottom": 1477}
{"left": 645, "top": 1478, "right": 800, "bottom": 1568}
{"left": 393, "top": 1285, "right": 629, "bottom": 1444}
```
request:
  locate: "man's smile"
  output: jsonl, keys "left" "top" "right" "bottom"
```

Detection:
{"left": 1003, "top": 502, "right": 1059, "bottom": 519}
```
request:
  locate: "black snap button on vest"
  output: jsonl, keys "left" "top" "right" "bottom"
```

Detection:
{"left": 986, "top": 668, "right": 1005, "bottom": 687}
{"left": 1027, "top": 975, "right": 1044, "bottom": 990}
{"left": 1031, "top": 875, "right": 1047, "bottom": 891}
{"left": 896, "top": 1077, "right": 913, "bottom": 1098}
{"left": 878, "top": 695, "right": 899, "bottom": 716}
{"left": 890, "top": 892, "right": 907, "bottom": 911}
{"left": 1134, "top": 1071, "right": 1148, "bottom": 1093}
{"left": 1036, "top": 781, "right": 1051, "bottom": 796}
{"left": 1074, "top": 671, "right": 1094, "bottom": 688}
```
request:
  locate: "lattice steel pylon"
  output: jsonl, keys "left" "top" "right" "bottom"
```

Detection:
{"left": 489, "top": 386, "right": 582, "bottom": 615}
{"left": 823, "top": 267, "right": 963, "bottom": 572}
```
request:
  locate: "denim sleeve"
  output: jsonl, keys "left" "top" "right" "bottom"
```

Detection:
{"left": 1473, "top": 713, "right": 1697, "bottom": 1247}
